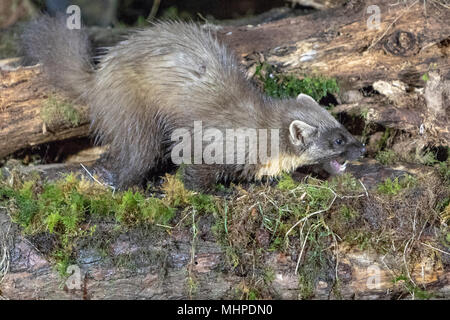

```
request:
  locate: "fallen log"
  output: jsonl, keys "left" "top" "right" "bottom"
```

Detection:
{"left": 0, "top": 160, "right": 448, "bottom": 300}
{"left": 0, "top": 62, "right": 90, "bottom": 159}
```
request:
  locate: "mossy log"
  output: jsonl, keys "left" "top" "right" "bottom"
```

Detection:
{"left": 1, "top": 209, "right": 448, "bottom": 300}
{"left": 0, "top": 161, "right": 448, "bottom": 300}
{"left": 0, "top": 62, "right": 90, "bottom": 159}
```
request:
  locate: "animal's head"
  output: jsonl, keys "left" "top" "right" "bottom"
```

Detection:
{"left": 285, "top": 94, "right": 366, "bottom": 174}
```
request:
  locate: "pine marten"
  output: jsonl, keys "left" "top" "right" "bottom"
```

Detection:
{"left": 22, "top": 15, "right": 365, "bottom": 191}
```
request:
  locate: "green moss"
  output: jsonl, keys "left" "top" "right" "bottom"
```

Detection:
{"left": 339, "top": 205, "right": 359, "bottom": 221}
{"left": 277, "top": 172, "right": 298, "bottom": 190}
{"left": 41, "top": 96, "right": 82, "bottom": 127}
{"left": 343, "top": 230, "right": 372, "bottom": 251}
{"left": 0, "top": 173, "right": 177, "bottom": 276}
{"left": 438, "top": 160, "right": 450, "bottom": 184}
{"left": 254, "top": 63, "right": 339, "bottom": 103}
{"left": 375, "top": 150, "right": 398, "bottom": 165}
{"left": 377, "top": 175, "right": 417, "bottom": 196}
{"left": 188, "top": 193, "right": 217, "bottom": 214}
{"left": 161, "top": 173, "right": 192, "bottom": 207}
{"left": 393, "top": 275, "right": 434, "bottom": 300}
{"left": 116, "top": 190, "right": 175, "bottom": 226}
{"left": 329, "top": 173, "right": 365, "bottom": 195}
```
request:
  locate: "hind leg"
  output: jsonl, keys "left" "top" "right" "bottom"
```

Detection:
{"left": 106, "top": 114, "right": 168, "bottom": 189}
{"left": 182, "top": 164, "right": 218, "bottom": 192}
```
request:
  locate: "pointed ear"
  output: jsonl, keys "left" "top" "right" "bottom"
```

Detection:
{"left": 297, "top": 93, "right": 317, "bottom": 104}
{"left": 289, "top": 120, "right": 317, "bottom": 146}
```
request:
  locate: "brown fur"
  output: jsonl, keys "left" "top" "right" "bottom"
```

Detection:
{"left": 22, "top": 16, "right": 365, "bottom": 191}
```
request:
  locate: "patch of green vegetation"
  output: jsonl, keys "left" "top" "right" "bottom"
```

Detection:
{"left": 339, "top": 205, "right": 359, "bottom": 221}
{"left": 375, "top": 150, "right": 399, "bottom": 165}
{"left": 438, "top": 159, "right": 450, "bottom": 185}
{"left": 329, "top": 173, "right": 365, "bottom": 195}
{"left": 377, "top": 175, "right": 417, "bottom": 196}
{"left": 297, "top": 218, "right": 333, "bottom": 299}
{"left": 277, "top": 172, "right": 298, "bottom": 190}
{"left": 254, "top": 63, "right": 339, "bottom": 103}
{"left": 393, "top": 275, "right": 434, "bottom": 300}
{"left": 115, "top": 190, "right": 175, "bottom": 226}
{"left": 41, "top": 96, "right": 82, "bottom": 127}
{"left": 161, "top": 173, "right": 191, "bottom": 207}
{"left": 0, "top": 173, "right": 177, "bottom": 276}
{"left": 189, "top": 193, "right": 217, "bottom": 214}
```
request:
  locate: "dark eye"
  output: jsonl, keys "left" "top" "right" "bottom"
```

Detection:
{"left": 334, "top": 138, "right": 344, "bottom": 145}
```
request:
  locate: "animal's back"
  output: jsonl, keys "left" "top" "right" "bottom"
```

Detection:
{"left": 74, "top": 21, "right": 263, "bottom": 187}
{"left": 95, "top": 22, "right": 258, "bottom": 125}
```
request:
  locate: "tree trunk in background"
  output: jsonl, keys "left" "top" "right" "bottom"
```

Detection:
{"left": 218, "top": 0, "right": 450, "bottom": 146}
{"left": 0, "top": 62, "right": 90, "bottom": 159}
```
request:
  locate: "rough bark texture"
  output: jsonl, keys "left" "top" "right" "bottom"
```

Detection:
{"left": 0, "top": 161, "right": 448, "bottom": 300}
{"left": 0, "top": 62, "right": 90, "bottom": 159}
{"left": 218, "top": 0, "right": 450, "bottom": 145}
{"left": 1, "top": 206, "right": 448, "bottom": 300}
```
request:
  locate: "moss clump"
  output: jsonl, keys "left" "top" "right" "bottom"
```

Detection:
{"left": 189, "top": 193, "right": 217, "bottom": 214}
{"left": 438, "top": 159, "right": 450, "bottom": 184}
{"left": 161, "top": 173, "right": 192, "bottom": 207}
{"left": 277, "top": 172, "right": 298, "bottom": 190}
{"left": 254, "top": 63, "right": 339, "bottom": 103}
{"left": 115, "top": 190, "right": 175, "bottom": 226}
{"left": 41, "top": 96, "right": 82, "bottom": 127}
{"left": 0, "top": 173, "right": 177, "bottom": 276}
{"left": 375, "top": 150, "right": 399, "bottom": 165}
{"left": 377, "top": 175, "right": 417, "bottom": 196}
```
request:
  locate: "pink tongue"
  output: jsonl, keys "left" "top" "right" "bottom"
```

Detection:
{"left": 331, "top": 160, "right": 341, "bottom": 171}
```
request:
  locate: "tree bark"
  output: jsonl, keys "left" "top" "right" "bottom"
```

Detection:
{"left": 0, "top": 161, "right": 448, "bottom": 300}
{"left": 1, "top": 207, "right": 448, "bottom": 300}
{"left": 0, "top": 63, "right": 90, "bottom": 159}
{"left": 218, "top": 0, "right": 450, "bottom": 145}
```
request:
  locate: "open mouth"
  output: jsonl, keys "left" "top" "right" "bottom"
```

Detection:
{"left": 329, "top": 158, "right": 348, "bottom": 174}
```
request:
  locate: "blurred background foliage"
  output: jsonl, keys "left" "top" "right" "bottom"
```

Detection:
{"left": 0, "top": 0, "right": 312, "bottom": 59}
{"left": 1, "top": 0, "right": 299, "bottom": 28}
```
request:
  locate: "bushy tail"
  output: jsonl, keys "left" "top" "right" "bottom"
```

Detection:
{"left": 21, "top": 14, "right": 94, "bottom": 99}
